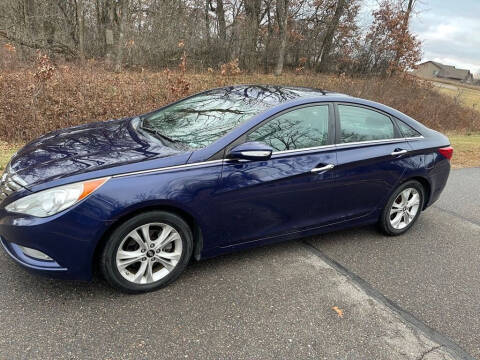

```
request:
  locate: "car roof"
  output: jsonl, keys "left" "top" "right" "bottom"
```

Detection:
{"left": 202, "top": 84, "right": 349, "bottom": 105}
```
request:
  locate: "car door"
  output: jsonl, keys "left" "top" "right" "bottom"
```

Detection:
{"left": 332, "top": 103, "right": 413, "bottom": 221}
{"left": 217, "top": 104, "right": 338, "bottom": 247}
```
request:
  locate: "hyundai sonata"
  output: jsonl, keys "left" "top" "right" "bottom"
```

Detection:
{"left": 0, "top": 85, "right": 452, "bottom": 293}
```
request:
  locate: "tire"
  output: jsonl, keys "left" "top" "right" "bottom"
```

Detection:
{"left": 100, "top": 211, "right": 193, "bottom": 294}
{"left": 379, "top": 180, "right": 425, "bottom": 236}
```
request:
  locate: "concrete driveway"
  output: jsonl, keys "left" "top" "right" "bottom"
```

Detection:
{"left": 0, "top": 168, "right": 478, "bottom": 359}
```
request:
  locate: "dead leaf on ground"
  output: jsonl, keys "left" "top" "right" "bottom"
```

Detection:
{"left": 332, "top": 306, "right": 344, "bottom": 318}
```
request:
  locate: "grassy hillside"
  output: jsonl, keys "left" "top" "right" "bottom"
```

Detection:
{"left": 1, "top": 64, "right": 479, "bottom": 144}
{"left": 432, "top": 81, "right": 480, "bottom": 110}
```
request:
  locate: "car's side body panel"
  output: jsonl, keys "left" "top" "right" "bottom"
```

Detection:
{"left": 218, "top": 147, "right": 337, "bottom": 247}
{"left": 333, "top": 140, "right": 412, "bottom": 221}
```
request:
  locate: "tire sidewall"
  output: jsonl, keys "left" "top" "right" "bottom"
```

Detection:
{"left": 382, "top": 180, "right": 425, "bottom": 235}
{"left": 101, "top": 211, "right": 193, "bottom": 293}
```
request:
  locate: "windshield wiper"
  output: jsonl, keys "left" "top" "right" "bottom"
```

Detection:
{"left": 140, "top": 122, "right": 178, "bottom": 144}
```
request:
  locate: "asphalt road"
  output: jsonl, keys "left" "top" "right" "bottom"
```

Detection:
{"left": 0, "top": 167, "right": 478, "bottom": 359}
{"left": 309, "top": 167, "right": 480, "bottom": 358}
{"left": 0, "top": 241, "right": 458, "bottom": 359}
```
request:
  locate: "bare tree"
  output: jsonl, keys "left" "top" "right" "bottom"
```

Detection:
{"left": 113, "top": 0, "right": 127, "bottom": 72}
{"left": 392, "top": 0, "right": 416, "bottom": 71}
{"left": 0, "top": 0, "right": 423, "bottom": 77}
{"left": 274, "top": 0, "right": 289, "bottom": 76}
{"left": 243, "top": 0, "right": 262, "bottom": 71}
{"left": 76, "top": 0, "right": 85, "bottom": 60}
{"left": 317, "top": 0, "right": 347, "bottom": 72}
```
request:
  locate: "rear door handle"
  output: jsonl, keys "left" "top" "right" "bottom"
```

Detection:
{"left": 391, "top": 149, "right": 408, "bottom": 156}
{"left": 311, "top": 164, "right": 335, "bottom": 173}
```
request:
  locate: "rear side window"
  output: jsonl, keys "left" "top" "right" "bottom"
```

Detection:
{"left": 397, "top": 120, "right": 421, "bottom": 138}
{"left": 338, "top": 105, "right": 395, "bottom": 143}
{"left": 247, "top": 105, "right": 329, "bottom": 151}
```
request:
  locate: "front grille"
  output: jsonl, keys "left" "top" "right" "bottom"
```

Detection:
{"left": 0, "top": 166, "right": 26, "bottom": 203}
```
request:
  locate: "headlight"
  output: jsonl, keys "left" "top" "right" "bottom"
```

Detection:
{"left": 5, "top": 177, "right": 109, "bottom": 217}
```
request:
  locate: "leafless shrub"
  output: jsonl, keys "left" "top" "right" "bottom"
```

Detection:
{"left": 0, "top": 64, "right": 478, "bottom": 143}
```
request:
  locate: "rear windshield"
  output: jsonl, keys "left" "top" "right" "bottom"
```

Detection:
{"left": 141, "top": 86, "right": 324, "bottom": 149}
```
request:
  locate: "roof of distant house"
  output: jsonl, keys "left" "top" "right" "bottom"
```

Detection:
{"left": 419, "top": 61, "right": 472, "bottom": 80}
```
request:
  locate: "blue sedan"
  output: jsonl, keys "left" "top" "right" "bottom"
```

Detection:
{"left": 0, "top": 85, "right": 453, "bottom": 293}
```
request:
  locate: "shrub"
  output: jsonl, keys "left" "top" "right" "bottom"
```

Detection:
{"left": 0, "top": 62, "right": 478, "bottom": 143}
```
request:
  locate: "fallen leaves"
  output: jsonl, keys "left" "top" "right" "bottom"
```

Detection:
{"left": 332, "top": 306, "right": 344, "bottom": 318}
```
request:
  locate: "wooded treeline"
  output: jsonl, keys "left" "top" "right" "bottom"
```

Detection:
{"left": 0, "top": 0, "right": 420, "bottom": 75}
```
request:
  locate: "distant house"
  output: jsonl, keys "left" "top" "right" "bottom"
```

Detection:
{"left": 413, "top": 61, "right": 474, "bottom": 83}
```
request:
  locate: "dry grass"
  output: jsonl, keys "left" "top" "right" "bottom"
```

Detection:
{"left": 433, "top": 82, "right": 480, "bottom": 111}
{"left": 1, "top": 64, "right": 480, "bottom": 143}
{"left": 447, "top": 133, "right": 480, "bottom": 168}
{"left": 0, "top": 141, "right": 20, "bottom": 171}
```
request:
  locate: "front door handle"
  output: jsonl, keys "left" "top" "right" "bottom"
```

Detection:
{"left": 311, "top": 164, "right": 335, "bottom": 173}
{"left": 391, "top": 149, "right": 408, "bottom": 156}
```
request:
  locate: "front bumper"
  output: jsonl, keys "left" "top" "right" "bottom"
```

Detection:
{"left": 1, "top": 238, "right": 67, "bottom": 274}
{"left": 0, "top": 198, "right": 112, "bottom": 281}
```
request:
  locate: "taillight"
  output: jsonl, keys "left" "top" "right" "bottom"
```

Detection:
{"left": 438, "top": 146, "right": 453, "bottom": 160}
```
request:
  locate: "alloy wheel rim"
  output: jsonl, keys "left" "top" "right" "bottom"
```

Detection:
{"left": 389, "top": 187, "right": 421, "bottom": 230}
{"left": 116, "top": 223, "right": 183, "bottom": 284}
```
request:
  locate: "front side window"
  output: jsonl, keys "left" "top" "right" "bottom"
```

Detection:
{"left": 338, "top": 105, "right": 395, "bottom": 143}
{"left": 247, "top": 105, "right": 329, "bottom": 151}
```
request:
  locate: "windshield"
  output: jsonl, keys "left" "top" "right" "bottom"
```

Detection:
{"left": 141, "top": 86, "right": 324, "bottom": 149}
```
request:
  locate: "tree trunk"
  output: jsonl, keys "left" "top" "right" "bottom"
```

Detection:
{"left": 77, "top": 0, "right": 85, "bottom": 61}
{"left": 263, "top": 1, "right": 273, "bottom": 73}
{"left": 215, "top": 0, "right": 227, "bottom": 61}
{"left": 317, "top": 0, "right": 347, "bottom": 73}
{"left": 243, "top": 0, "right": 261, "bottom": 72}
{"left": 113, "top": 0, "right": 127, "bottom": 72}
{"left": 205, "top": 0, "right": 211, "bottom": 47}
{"left": 24, "top": 0, "right": 37, "bottom": 42}
{"left": 392, "top": 0, "right": 415, "bottom": 72}
{"left": 105, "top": 0, "right": 115, "bottom": 63}
{"left": 95, "top": 0, "right": 106, "bottom": 56}
{"left": 274, "top": 0, "right": 289, "bottom": 76}
{"left": 216, "top": 0, "right": 227, "bottom": 42}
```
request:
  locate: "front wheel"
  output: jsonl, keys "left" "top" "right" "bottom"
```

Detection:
{"left": 100, "top": 211, "right": 193, "bottom": 293}
{"left": 379, "top": 180, "right": 425, "bottom": 236}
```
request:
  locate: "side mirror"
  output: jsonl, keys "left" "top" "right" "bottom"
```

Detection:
{"left": 227, "top": 142, "right": 273, "bottom": 161}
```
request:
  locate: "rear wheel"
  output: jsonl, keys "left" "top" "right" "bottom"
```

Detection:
{"left": 379, "top": 180, "right": 424, "bottom": 236}
{"left": 100, "top": 211, "right": 193, "bottom": 293}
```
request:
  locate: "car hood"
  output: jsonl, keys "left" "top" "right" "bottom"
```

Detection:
{"left": 8, "top": 118, "right": 187, "bottom": 188}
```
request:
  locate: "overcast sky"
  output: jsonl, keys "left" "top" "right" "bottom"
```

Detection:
{"left": 361, "top": 0, "right": 480, "bottom": 75}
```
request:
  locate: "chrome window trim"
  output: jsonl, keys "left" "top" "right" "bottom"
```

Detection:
{"left": 273, "top": 144, "right": 335, "bottom": 156}
{"left": 334, "top": 136, "right": 424, "bottom": 148}
{"left": 336, "top": 138, "right": 405, "bottom": 148}
{"left": 112, "top": 159, "right": 224, "bottom": 178}
{"left": 271, "top": 136, "right": 424, "bottom": 157}
{"left": 405, "top": 136, "right": 424, "bottom": 141}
